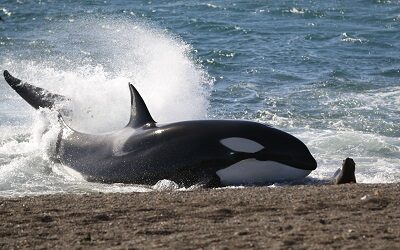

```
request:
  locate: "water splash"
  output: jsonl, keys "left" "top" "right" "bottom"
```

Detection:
{"left": 3, "top": 18, "right": 212, "bottom": 133}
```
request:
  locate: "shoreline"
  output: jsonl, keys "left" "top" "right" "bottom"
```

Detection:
{"left": 1, "top": 183, "right": 399, "bottom": 249}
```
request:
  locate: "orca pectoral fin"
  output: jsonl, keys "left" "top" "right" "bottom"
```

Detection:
{"left": 3, "top": 70, "right": 69, "bottom": 110}
{"left": 204, "top": 174, "right": 222, "bottom": 188}
{"left": 126, "top": 83, "right": 156, "bottom": 128}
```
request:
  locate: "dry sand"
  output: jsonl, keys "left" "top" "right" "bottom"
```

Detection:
{"left": 0, "top": 184, "right": 399, "bottom": 249}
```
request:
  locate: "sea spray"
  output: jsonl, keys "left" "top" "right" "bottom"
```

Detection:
{"left": 3, "top": 18, "right": 212, "bottom": 133}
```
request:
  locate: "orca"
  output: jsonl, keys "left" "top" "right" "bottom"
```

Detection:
{"left": 3, "top": 70, "right": 317, "bottom": 187}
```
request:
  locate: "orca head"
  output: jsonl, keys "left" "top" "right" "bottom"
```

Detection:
{"left": 265, "top": 132, "right": 317, "bottom": 171}
{"left": 257, "top": 127, "right": 317, "bottom": 171}
{"left": 217, "top": 125, "right": 317, "bottom": 185}
{"left": 220, "top": 125, "right": 317, "bottom": 171}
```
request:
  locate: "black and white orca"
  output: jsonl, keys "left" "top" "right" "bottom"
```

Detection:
{"left": 3, "top": 70, "right": 317, "bottom": 187}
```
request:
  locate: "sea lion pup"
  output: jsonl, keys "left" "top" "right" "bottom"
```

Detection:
{"left": 334, "top": 158, "right": 357, "bottom": 184}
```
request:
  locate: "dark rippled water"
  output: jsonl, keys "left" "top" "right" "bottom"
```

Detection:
{"left": 0, "top": 1, "right": 399, "bottom": 195}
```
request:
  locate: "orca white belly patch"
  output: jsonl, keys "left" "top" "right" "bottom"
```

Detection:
{"left": 216, "top": 159, "right": 311, "bottom": 185}
{"left": 220, "top": 137, "right": 264, "bottom": 153}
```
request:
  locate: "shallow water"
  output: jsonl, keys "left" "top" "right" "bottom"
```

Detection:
{"left": 0, "top": 1, "right": 399, "bottom": 196}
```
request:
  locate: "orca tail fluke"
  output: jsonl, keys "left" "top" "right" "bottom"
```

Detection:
{"left": 3, "top": 70, "right": 69, "bottom": 110}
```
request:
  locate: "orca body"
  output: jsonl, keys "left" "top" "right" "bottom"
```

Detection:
{"left": 3, "top": 70, "right": 317, "bottom": 187}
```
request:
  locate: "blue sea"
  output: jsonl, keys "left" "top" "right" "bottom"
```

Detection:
{"left": 0, "top": 0, "right": 399, "bottom": 196}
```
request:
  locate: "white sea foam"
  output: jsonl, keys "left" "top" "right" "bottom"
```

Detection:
{"left": 1, "top": 8, "right": 12, "bottom": 16}
{"left": 152, "top": 179, "right": 180, "bottom": 191}
{"left": 289, "top": 7, "right": 305, "bottom": 14}
{"left": 340, "top": 32, "right": 366, "bottom": 43}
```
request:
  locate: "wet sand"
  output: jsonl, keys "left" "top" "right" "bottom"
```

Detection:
{"left": 0, "top": 184, "right": 399, "bottom": 249}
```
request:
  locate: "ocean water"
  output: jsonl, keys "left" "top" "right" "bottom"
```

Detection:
{"left": 0, "top": 0, "right": 399, "bottom": 196}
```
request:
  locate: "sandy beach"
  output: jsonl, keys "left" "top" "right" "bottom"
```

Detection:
{"left": 0, "top": 184, "right": 399, "bottom": 249}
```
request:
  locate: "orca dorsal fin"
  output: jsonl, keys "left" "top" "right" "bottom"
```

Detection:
{"left": 127, "top": 84, "right": 156, "bottom": 128}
